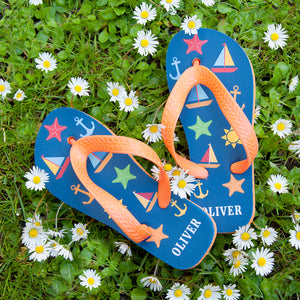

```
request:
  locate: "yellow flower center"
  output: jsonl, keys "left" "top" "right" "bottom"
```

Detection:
{"left": 173, "top": 170, "right": 181, "bottom": 176}
{"left": 75, "top": 85, "right": 82, "bottom": 92}
{"left": 241, "top": 232, "right": 250, "bottom": 241}
{"left": 124, "top": 98, "right": 132, "bottom": 106}
{"left": 296, "top": 232, "right": 300, "bottom": 240}
{"left": 35, "top": 245, "right": 44, "bottom": 254}
{"left": 274, "top": 183, "right": 282, "bottom": 190}
{"left": 234, "top": 260, "right": 241, "bottom": 268}
{"left": 149, "top": 278, "right": 156, "bottom": 283}
{"left": 0, "top": 85, "right": 5, "bottom": 92}
{"left": 16, "top": 93, "right": 22, "bottom": 99}
{"left": 263, "top": 230, "right": 270, "bottom": 238}
{"left": 164, "top": 163, "right": 172, "bottom": 172}
{"left": 112, "top": 88, "right": 119, "bottom": 96}
{"left": 140, "top": 39, "right": 149, "bottom": 48}
{"left": 77, "top": 228, "right": 84, "bottom": 236}
{"left": 188, "top": 21, "right": 196, "bottom": 29}
{"left": 150, "top": 125, "right": 158, "bottom": 133}
{"left": 228, "top": 130, "right": 239, "bottom": 143}
{"left": 232, "top": 250, "right": 241, "bottom": 259}
{"left": 29, "top": 228, "right": 38, "bottom": 238}
{"left": 178, "top": 179, "right": 186, "bottom": 189}
{"left": 166, "top": 0, "right": 173, "bottom": 3}
{"left": 258, "top": 257, "right": 266, "bottom": 266}
{"left": 174, "top": 289, "right": 183, "bottom": 297}
{"left": 33, "top": 176, "right": 41, "bottom": 184}
{"left": 295, "top": 214, "right": 299, "bottom": 220}
{"left": 53, "top": 243, "right": 57, "bottom": 248}
{"left": 226, "top": 289, "right": 233, "bottom": 296}
{"left": 277, "top": 123, "right": 285, "bottom": 131}
{"left": 43, "top": 60, "right": 50, "bottom": 68}
{"left": 204, "top": 289, "right": 212, "bottom": 298}
{"left": 271, "top": 33, "right": 279, "bottom": 41}
{"left": 87, "top": 277, "right": 95, "bottom": 285}
{"left": 141, "top": 11, "right": 149, "bottom": 19}
{"left": 34, "top": 221, "right": 41, "bottom": 226}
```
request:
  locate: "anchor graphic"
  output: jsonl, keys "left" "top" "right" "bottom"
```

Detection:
{"left": 74, "top": 117, "right": 95, "bottom": 137}
{"left": 194, "top": 180, "right": 209, "bottom": 199}
{"left": 71, "top": 184, "right": 94, "bottom": 204}
{"left": 169, "top": 57, "right": 181, "bottom": 80}
{"left": 230, "top": 85, "right": 241, "bottom": 102}
{"left": 170, "top": 199, "right": 187, "bottom": 217}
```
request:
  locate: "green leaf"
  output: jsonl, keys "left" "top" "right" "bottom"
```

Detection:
{"left": 118, "top": 261, "right": 139, "bottom": 274}
{"left": 96, "top": 0, "right": 108, "bottom": 6}
{"left": 130, "top": 288, "right": 147, "bottom": 300}
{"left": 100, "top": 7, "right": 116, "bottom": 20}
{"left": 113, "top": 6, "right": 126, "bottom": 16}
{"left": 78, "top": 4, "right": 93, "bottom": 16}
{"left": 217, "top": 3, "right": 233, "bottom": 14}
{"left": 60, "top": 261, "right": 77, "bottom": 283}
{"left": 270, "top": 62, "right": 290, "bottom": 86}
{"left": 99, "top": 28, "right": 109, "bottom": 43}
{"left": 169, "top": 15, "right": 181, "bottom": 27}
{"left": 290, "top": 167, "right": 300, "bottom": 182}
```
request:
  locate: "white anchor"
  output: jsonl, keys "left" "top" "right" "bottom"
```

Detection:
{"left": 169, "top": 57, "right": 182, "bottom": 80}
{"left": 74, "top": 117, "right": 95, "bottom": 137}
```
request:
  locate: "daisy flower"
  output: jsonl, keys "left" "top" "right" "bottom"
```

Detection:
{"left": 0, "top": 79, "right": 11, "bottom": 99}
{"left": 142, "top": 124, "right": 164, "bottom": 143}
{"left": 48, "top": 240, "right": 63, "bottom": 257}
{"left": 201, "top": 0, "right": 215, "bottom": 6}
{"left": 267, "top": 174, "right": 289, "bottom": 194}
{"left": 291, "top": 211, "right": 300, "bottom": 224}
{"left": 271, "top": 118, "right": 292, "bottom": 138}
{"left": 24, "top": 166, "right": 49, "bottom": 191}
{"left": 28, "top": 242, "right": 51, "bottom": 262}
{"left": 289, "top": 75, "right": 299, "bottom": 92}
{"left": 289, "top": 224, "right": 300, "bottom": 250}
{"left": 198, "top": 284, "right": 221, "bottom": 300}
{"left": 114, "top": 241, "right": 132, "bottom": 257}
{"left": 222, "top": 284, "right": 240, "bottom": 300}
{"left": 229, "top": 255, "right": 248, "bottom": 277}
{"left": 223, "top": 248, "right": 245, "bottom": 265}
{"left": 251, "top": 247, "right": 275, "bottom": 276}
{"left": 13, "top": 89, "right": 26, "bottom": 101}
{"left": 29, "top": 0, "right": 43, "bottom": 5}
{"left": 21, "top": 223, "right": 48, "bottom": 247}
{"left": 160, "top": 0, "right": 180, "bottom": 15}
{"left": 166, "top": 282, "right": 191, "bottom": 300}
{"left": 133, "top": 2, "right": 157, "bottom": 25}
{"left": 26, "top": 214, "right": 42, "bottom": 227}
{"left": 58, "top": 245, "right": 74, "bottom": 260}
{"left": 118, "top": 90, "right": 139, "bottom": 112}
{"left": 140, "top": 276, "right": 162, "bottom": 292}
{"left": 254, "top": 105, "right": 261, "bottom": 123}
{"left": 71, "top": 223, "right": 89, "bottom": 242}
{"left": 151, "top": 160, "right": 173, "bottom": 181}
{"left": 263, "top": 24, "right": 289, "bottom": 50}
{"left": 47, "top": 228, "right": 66, "bottom": 239}
{"left": 259, "top": 226, "right": 278, "bottom": 246}
{"left": 232, "top": 224, "right": 257, "bottom": 250}
{"left": 133, "top": 30, "right": 159, "bottom": 56}
{"left": 35, "top": 52, "right": 57, "bottom": 73}
{"left": 79, "top": 269, "right": 101, "bottom": 290}
{"left": 169, "top": 166, "right": 184, "bottom": 179}
{"left": 170, "top": 171, "right": 196, "bottom": 199}
{"left": 289, "top": 140, "right": 300, "bottom": 158}
{"left": 106, "top": 82, "right": 126, "bottom": 102}
{"left": 67, "top": 77, "right": 90, "bottom": 97}
{"left": 181, "top": 15, "right": 202, "bottom": 36}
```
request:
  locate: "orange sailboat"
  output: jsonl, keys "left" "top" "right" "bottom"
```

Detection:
{"left": 198, "top": 144, "right": 220, "bottom": 168}
{"left": 133, "top": 191, "right": 158, "bottom": 213}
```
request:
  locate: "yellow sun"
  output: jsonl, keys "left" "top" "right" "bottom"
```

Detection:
{"left": 221, "top": 127, "right": 242, "bottom": 149}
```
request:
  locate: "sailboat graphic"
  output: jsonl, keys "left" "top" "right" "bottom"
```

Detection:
{"left": 211, "top": 43, "right": 238, "bottom": 73}
{"left": 41, "top": 155, "right": 70, "bottom": 180}
{"left": 133, "top": 191, "right": 158, "bottom": 213}
{"left": 88, "top": 152, "right": 113, "bottom": 173}
{"left": 198, "top": 144, "right": 220, "bottom": 168}
{"left": 186, "top": 84, "right": 213, "bottom": 109}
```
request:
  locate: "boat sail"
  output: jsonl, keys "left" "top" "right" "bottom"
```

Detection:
{"left": 41, "top": 155, "right": 70, "bottom": 180}
{"left": 89, "top": 152, "right": 113, "bottom": 173}
{"left": 133, "top": 191, "right": 157, "bottom": 213}
{"left": 185, "top": 84, "right": 213, "bottom": 109}
{"left": 198, "top": 144, "right": 220, "bottom": 168}
{"left": 211, "top": 43, "right": 238, "bottom": 73}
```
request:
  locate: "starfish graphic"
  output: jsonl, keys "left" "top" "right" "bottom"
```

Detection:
{"left": 183, "top": 35, "right": 208, "bottom": 55}
{"left": 112, "top": 164, "right": 136, "bottom": 189}
{"left": 188, "top": 116, "right": 212, "bottom": 140}
{"left": 222, "top": 174, "right": 245, "bottom": 197}
{"left": 44, "top": 118, "right": 67, "bottom": 142}
{"left": 146, "top": 224, "right": 169, "bottom": 248}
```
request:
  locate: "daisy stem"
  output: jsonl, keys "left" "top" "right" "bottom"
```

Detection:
{"left": 70, "top": 94, "right": 74, "bottom": 108}
{"left": 154, "top": 259, "right": 160, "bottom": 276}
{"left": 32, "top": 191, "right": 48, "bottom": 225}
{"left": 55, "top": 202, "right": 64, "bottom": 229}
{"left": 152, "top": 100, "right": 166, "bottom": 124}
{"left": 252, "top": 221, "right": 262, "bottom": 230}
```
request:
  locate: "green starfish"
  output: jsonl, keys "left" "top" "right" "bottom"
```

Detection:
{"left": 188, "top": 116, "right": 212, "bottom": 140}
{"left": 112, "top": 164, "right": 137, "bottom": 189}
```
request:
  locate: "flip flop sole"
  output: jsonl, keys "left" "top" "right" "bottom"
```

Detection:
{"left": 34, "top": 107, "right": 217, "bottom": 269}
{"left": 166, "top": 29, "right": 255, "bottom": 233}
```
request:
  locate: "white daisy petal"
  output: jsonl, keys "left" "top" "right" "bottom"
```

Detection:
{"left": 35, "top": 52, "right": 57, "bottom": 73}
{"left": 289, "top": 75, "right": 299, "bottom": 92}
{"left": 166, "top": 282, "right": 191, "bottom": 300}
{"left": 0, "top": 79, "right": 12, "bottom": 99}
{"left": 259, "top": 226, "right": 278, "bottom": 246}
{"left": 114, "top": 241, "right": 132, "bottom": 257}
{"left": 160, "top": 0, "right": 180, "bottom": 15}
{"left": 232, "top": 224, "right": 257, "bottom": 250}
{"left": 267, "top": 174, "right": 289, "bottom": 194}
{"left": 133, "top": 30, "right": 159, "bottom": 56}
{"left": 251, "top": 247, "right": 274, "bottom": 276}
{"left": 67, "top": 77, "right": 90, "bottom": 97}
{"left": 181, "top": 15, "right": 202, "bottom": 36}
{"left": 222, "top": 284, "right": 241, "bottom": 300}
{"left": 142, "top": 124, "right": 164, "bottom": 143}
{"left": 271, "top": 118, "right": 292, "bottom": 138}
{"left": 133, "top": 2, "right": 157, "bottom": 25}
{"left": 263, "top": 24, "right": 289, "bottom": 50}
{"left": 58, "top": 245, "right": 74, "bottom": 260}
{"left": 47, "top": 228, "right": 66, "bottom": 239}
{"left": 13, "top": 89, "right": 26, "bottom": 101}
{"left": 288, "top": 140, "right": 300, "bottom": 158}
{"left": 289, "top": 224, "right": 300, "bottom": 250}
{"left": 291, "top": 211, "right": 300, "bottom": 224}
{"left": 29, "top": 0, "right": 43, "bottom": 5}
{"left": 106, "top": 82, "right": 126, "bottom": 102}
{"left": 140, "top": 276, "right": 162, "bottom": 292}
{"left": 223, "top": 248, "right": 246, "bottom": 265}
{"left": 79, "top": 269, "right": 101, "bottom": 290}
{"left": 198, "top": 284, "right": 222, "bottom": 300}
{"left": 118, "top": 90, "right": 139, "bottom": 112}
{"left": 254, "top": 105, "right": 261, "bottom": 123}
{"left": 21, "top": 223, "right": 48, "bottom": 248}
{"left": 48, "top": 240, "right": 63, "bottom": 257}
{"left": 71, "top": 223, "right": 89, "bottom": 242}
{"left": 201, "top": 0, "right": 215, "bottom": 6}
{"left": 28, "top": 242, "right": 51, "bottom": 262}
{"left": 24, "top": 166, "right": 49, "bottom": 191}
{"left": 170, "top": 171, "right": 196, "bottom": 199}
{"left": 229, "top": 255, "right": 248, "bottom": 277}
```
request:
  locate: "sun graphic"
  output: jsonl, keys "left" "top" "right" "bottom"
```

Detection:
{"left": 221, "top": 127, "right": 242, "bottom": 148}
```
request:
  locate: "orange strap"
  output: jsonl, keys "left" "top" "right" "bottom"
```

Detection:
{"left": 69, "top": 135, "right": 171, "bottom": 243}
{"left": 161, "top": 60, "right": 258, "bottom": 178}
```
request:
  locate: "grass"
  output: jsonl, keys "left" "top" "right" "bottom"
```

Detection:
{"left": 0, "top": 0, "right": 300, "bottom": 299}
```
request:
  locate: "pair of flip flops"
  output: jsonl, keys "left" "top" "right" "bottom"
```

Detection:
{"left": 34, "top": 28, "right": 258, "bottom": 269}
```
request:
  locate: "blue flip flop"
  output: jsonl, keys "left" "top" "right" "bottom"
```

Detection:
{"left": 34, "top": 107, "right": 217, "bottom": 269}
{"left": 162, "top": 28, "right": 258, "bottom": 233}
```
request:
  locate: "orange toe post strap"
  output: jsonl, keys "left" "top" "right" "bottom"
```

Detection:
{"left": 161, "top": 60, "right": 258, "bottom": 177}
{"left": 69, "top": 135, "right": 171, "bottom": 243}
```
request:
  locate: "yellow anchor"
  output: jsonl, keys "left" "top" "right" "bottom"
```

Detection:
{"left": 170, "top": 199, "right": 187, "bottom": 217}
{"left": 194, "top": 180, "right": 209, "bottom": 199}
{"left": 71, "top": 184, "right": 94, "bottom": 204}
